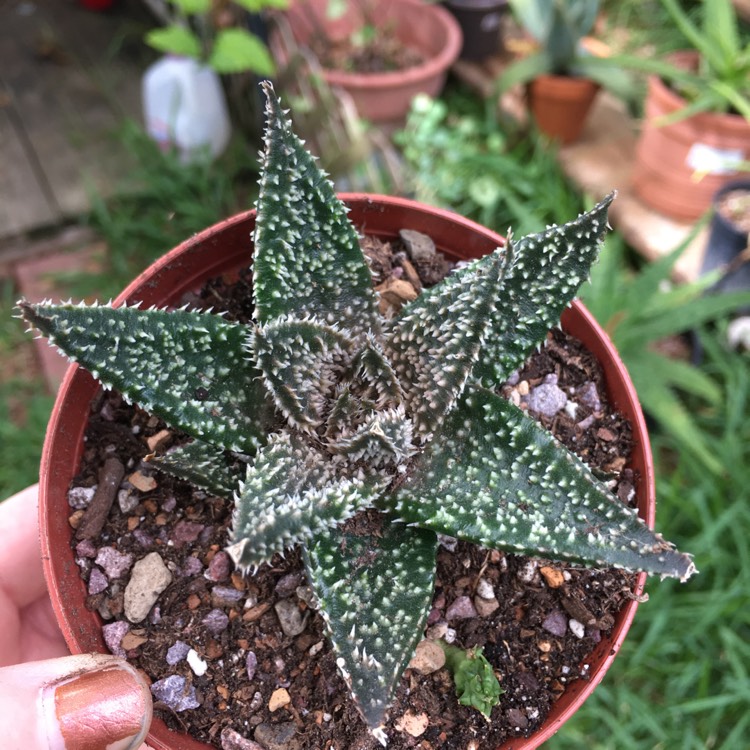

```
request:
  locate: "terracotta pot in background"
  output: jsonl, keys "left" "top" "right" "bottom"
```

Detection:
{"left": 443, "top": 0, "right": 508, "bottom": 61}
{"left": 528, "top": 74, "right": 600, "bottom": 145}
{"left": 631, "top": 52, "right": 750, "bottom": 222}
{"left": 270, "top": 0, "right": 462, "bottom": 125}
{"left": 39, "top": 195, "right": 654, "bottom": 750}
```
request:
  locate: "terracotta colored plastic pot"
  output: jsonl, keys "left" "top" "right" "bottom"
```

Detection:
{"left": 270, "top": 0, "right": 462, "bottom": 124}
{"left": 528, "top": 74, "right": 600, "bottom": 145}
{"left": 40, "top": 195, "right": 653, "bottom": 750}
{"left": 443, "top": 0, "right": 508, "bottom": 61}
{"left": 632, "top": 51, "right": 750, "bottom": 222}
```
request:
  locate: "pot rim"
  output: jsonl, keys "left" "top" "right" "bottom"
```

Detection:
{"left": 39, "top": 194, "right": 653, "bottom": 750}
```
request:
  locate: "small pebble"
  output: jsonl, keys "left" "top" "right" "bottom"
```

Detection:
{"left": 395, "top": 710, "right": 429, "bottom": 737}
{"left": 425, "top": 622, "right": 448, "bottom": 641}
{"left": 399, "top": 228, "right": 436, "bottom": 262}
{"left": 171, "top": 520, "right": 204, "bottom": 546}
{"left": 516, "top": 559, "right": 538, "bottom": 584}
{"left": 445, "top": 596, "right": 477, "bottom": 621}
{"left": 476, "top": 578, "right": 495, "bottom": 600}
{"left": 220, "top": 727, "right": 264, "bottom": 750}
{"left": 569, "top": 619, "right": 585, "bottom": 639}
{"left": 408, "top": 640, "right": 446, "bottom": 675}
{"left": 539, "top": 566, "right": 565, "bottom": 588}
{"left": 102, "top": 621, "right": 129, "bottom": 657}
{"left": 577, "top": 381, "right": 601, "bottom": 411}
{"left": 274, "top": 599, "right": 307, "bottom": 637}
{"left": 95, "top": 546, "right": 133, "bottom": 579}
{"left": 75, "top": 539, "right": 97, "bottom": 558}
{"left": 443, "top": 627, "right": 457, "bottom": 644}
{"left": 437, "top": 534, "right": 458, "bottom": 552}
{"left": 542, "top": 610, "right": 568, "bottom": 638}
{"left": 88, "top": 567, "right": 109, "bottom": 595}
{"left": 166, "top": 640, "right": 191, "bottom": 665}
{"left": 187, "top": 648, "right": 208, "bottom": 676}
{"left": 246, "top": 651, "right": 258, "bottom": 681}
{"left": 128, "top": 470, "right": 157, "bottom": 492}
{"left": 206, "top": 551, "right": 232, "bottom": 582}
{"left": 527, "top": 382, "right": 568, "bottom": 417}
{"left": 474, "top": 596, "right": 499, "bottom": 617}
{"left": 132, "top": 529, "right": 154, "bottom": 549}
{"left": 564, "top": 401, "right": 579, "bottom": 419}
{"left": 506, "top": 707, "right": 529, "bottom": 729}
{"left": 202, "top": 608, "right": 230, "bottom": 636}
{"left": 68, "top": 486, "right": 96, "bottom": 509}
{"left": 268, "top": 688, "right": 291, "bottom": 712}
{"left": 118, "top": 489, "right": 138, "bottom": 513}
{"left": 182, "top": 556, "right": 204, "bottom": 577}
{"left": 124, "top": 552, "right": 173, "bottom": 623}
{"left": 211, "top": 585, "right": 244, "bottom": 607}
{"left": 274, "top": 572, "right": 302, "bottom": 598}
{"left": 254, "top": 722, "right": 296, "bottom": 750}
{"left": 151, "top": 675, "right": 200, "bottom": 711}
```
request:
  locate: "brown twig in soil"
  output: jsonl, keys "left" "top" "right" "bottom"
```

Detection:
{"left": 75, "top": 457, "right": 125, "bottom": 540}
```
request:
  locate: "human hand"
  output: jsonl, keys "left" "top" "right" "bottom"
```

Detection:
{"left": 0, "top": 485, "right": 153, "bottom": 749}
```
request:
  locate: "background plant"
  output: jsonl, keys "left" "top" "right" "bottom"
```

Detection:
{"left": 579, "top": 229, "right": 750, "bottom": 475}
{"left": 145, "top": 0, "right": 286, "bottom": 75}
{"left": 397, "top": 91, "right": 585, "bottom": 236}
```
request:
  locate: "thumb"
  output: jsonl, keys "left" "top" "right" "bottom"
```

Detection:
{"left": 0, "top": 653, "right": 152, "bottom": 750}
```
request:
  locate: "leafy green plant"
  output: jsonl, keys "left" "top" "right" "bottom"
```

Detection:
{"left": 20, "top": 83, "right": 695, "bottom": 740}
{"left": 579, "top": 229, "right": 750, "bottom": 475}
{"left": 145, "top": 0, "right": 286, "bottom": 75}
{"left": 593, "top": 0, "right": 750, "bottom": 122}
{"left": 440, "top": 642, "right": 503, "bottom": 718}
{"left": 397, "top": 92, "right": 585, "bottom": 237}
{"left": 496, "top": 0, "right": 633, "bottom": 99}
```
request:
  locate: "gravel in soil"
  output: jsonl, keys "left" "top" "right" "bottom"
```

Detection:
{"left": 66, "top": 236, "right": 638, "bottom": 750}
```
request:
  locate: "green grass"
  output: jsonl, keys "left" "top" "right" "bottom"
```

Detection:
{"left": 550, "top": 329, "right": 750, "bottom": 750}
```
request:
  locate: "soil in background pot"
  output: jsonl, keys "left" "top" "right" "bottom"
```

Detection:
{"left": 66, "top": 235, "right": 637, "bottom": 750}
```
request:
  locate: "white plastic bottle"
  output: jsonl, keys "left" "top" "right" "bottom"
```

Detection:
{"left": 142, "top": 55, "right": 231, "bottom": 163}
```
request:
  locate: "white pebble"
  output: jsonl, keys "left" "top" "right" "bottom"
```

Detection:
{"left": 187, "top": 648, "right": 208, "bottom": 676}
{"left": 569, "top": 619, "right": 585, "bottom": 639}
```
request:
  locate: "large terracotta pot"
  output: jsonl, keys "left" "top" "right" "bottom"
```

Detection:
{"left": 528, "top": 74, "right": 600, "bottom": 145}
{"left": 270, "top": 0, "right": 462, "bottom": 125}
{"left": 632, "top": 51, "right": 750, "bottom": 222}
{"left": 39, "top": 195, "right": 654, "bottom": 750}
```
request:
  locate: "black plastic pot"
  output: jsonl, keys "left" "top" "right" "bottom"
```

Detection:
{"left": 443, "top": 0, "right": 508, "bottom": 61}
{"left": 702, "top": 179, "right": 750, "bottom": 294}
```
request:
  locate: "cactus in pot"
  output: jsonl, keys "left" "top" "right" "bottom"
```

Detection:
{"left": 19, "top": 82, "right": 695, "bottom": 744}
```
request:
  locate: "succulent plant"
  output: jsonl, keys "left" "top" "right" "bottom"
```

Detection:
{"left": 20, "top": 82, "right": 695, "bottom": 744}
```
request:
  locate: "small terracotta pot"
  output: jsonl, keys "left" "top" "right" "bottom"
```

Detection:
{"left": 270, "top": 0, "right": 462, "bottom": 125}
{"left": 443, "top": 0, "right": 508, "bottom": 61}
{"left": 632, "top": 51, "right": 750, "bottom": 222}
{"left": 528, "top": 74, "right": 600, "bottom": 145}
{"left": 39, "top": 196, "right": 653, "bottom": 750}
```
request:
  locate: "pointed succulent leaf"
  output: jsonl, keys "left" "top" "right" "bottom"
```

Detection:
{"left": 385, "top": 248, "right": 508, "bottom": 437}
{"left": 349, "top": 340, "right": 404, "bottom": 410}
{"left": 472, "top": 194, "right": 614, "bottom": 389}
{"left": 253, "top": 82, "right": 381, "bottom": 339}
{"left": 252, "top": 315, "right": 353, "bottom": 432}
{"left": 390, "top": 386, "right": 696, "bottom": 581}
{"left": 330, "top": 406, "right": 415, "bottom": 467}
{"left": 19, "top": 301, "right": 269, "bottom": 453}
{"left": 303, "top": 522, "right": 438, "bottom": 734}
{"left": 227, "top": 433, "right": 382, "bottom": 570}
{"left": 148, "top": 439, "right": 244, "bottom": 498}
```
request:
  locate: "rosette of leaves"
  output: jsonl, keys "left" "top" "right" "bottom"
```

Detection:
{"left": 20, "top": 82, "right": 695, "bottom": 743}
